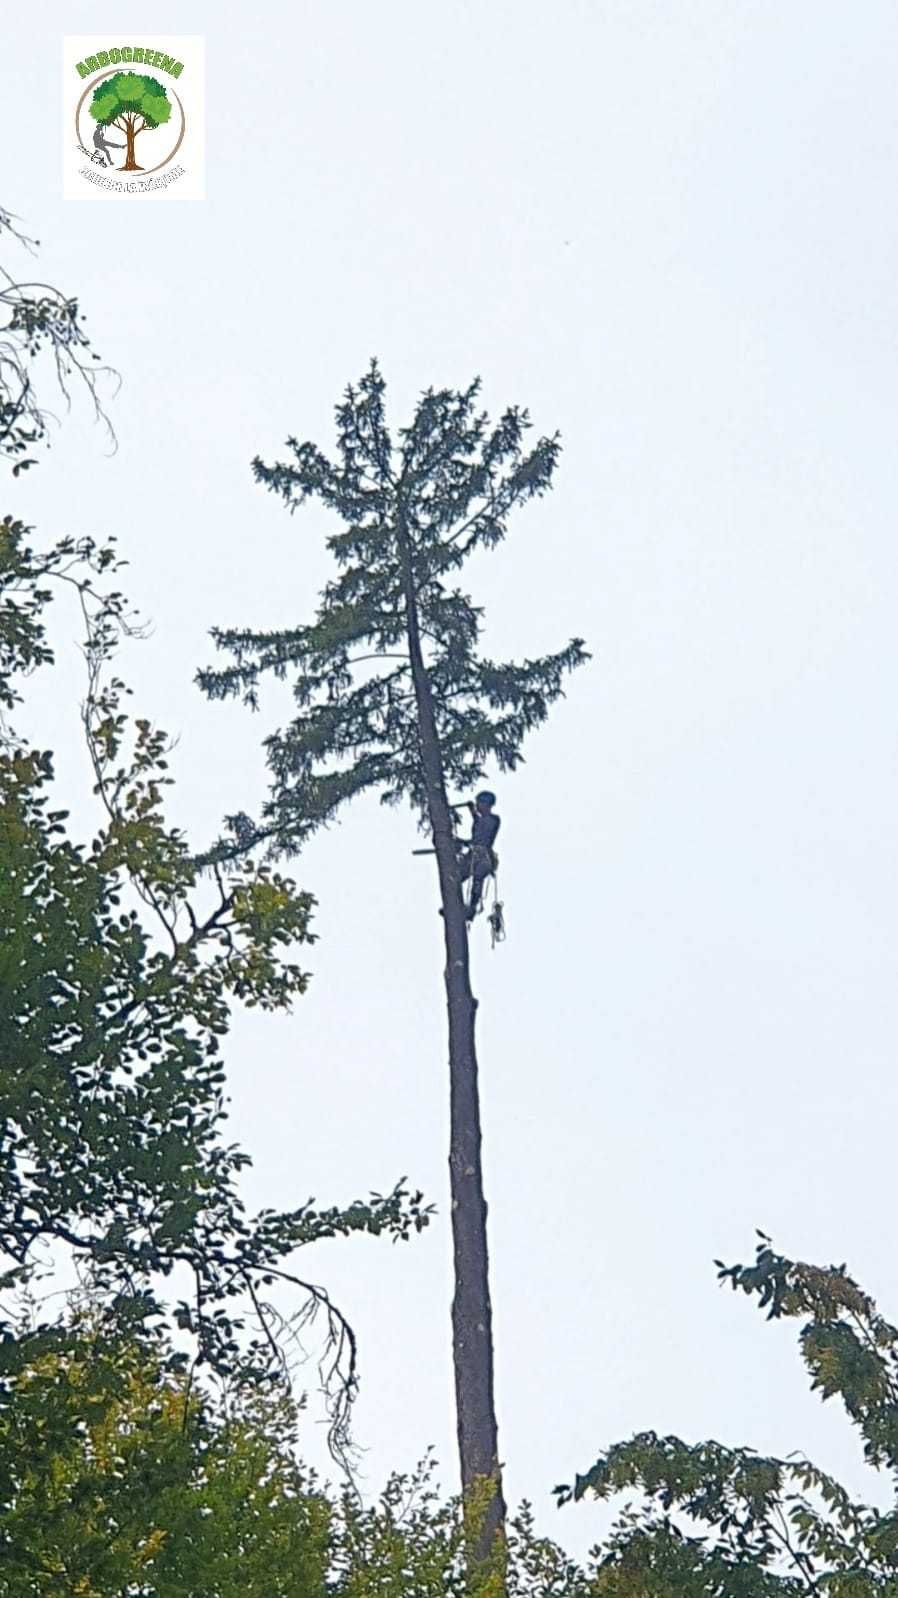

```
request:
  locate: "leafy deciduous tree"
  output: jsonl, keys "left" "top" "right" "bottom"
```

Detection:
{"left": 0, "top": 206, "right": 115, "bottom": 474}
{"left": 4, "top": 1304, "right": 599, "bottom": 1596}
{"left": 558, "top": 1236, "right": 898, "bottom": 1595}
{"left": 89, "top": 73, "right": 173, "bottom": 172}
{"left": 0, "top": 516, "right": 429, "bottom": 1482}
{"left": 0, "top": 1303, "right": 332, "bottom": 1595}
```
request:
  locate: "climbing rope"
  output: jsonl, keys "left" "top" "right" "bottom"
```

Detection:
{"left": 483, "top": 871, "right": 506, "bottom": 949}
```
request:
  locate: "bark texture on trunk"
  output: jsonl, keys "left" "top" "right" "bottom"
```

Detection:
{"left": 396, "top": 499, "right": 506, "bottom": 1588}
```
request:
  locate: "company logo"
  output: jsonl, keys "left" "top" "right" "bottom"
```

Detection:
{"left": 64, "top": 38, "right": 204, "bottom": 201}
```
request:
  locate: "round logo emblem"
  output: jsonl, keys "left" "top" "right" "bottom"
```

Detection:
{"left": 75, "top": 69, "right": 185, "bottom": 176}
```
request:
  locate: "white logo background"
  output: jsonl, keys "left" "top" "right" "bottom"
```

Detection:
{"left": 63, "top": 35, "right": 205, "bottom": 201}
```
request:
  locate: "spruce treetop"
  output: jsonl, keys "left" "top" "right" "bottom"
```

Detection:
{"left": 198, "top": 362, "right": 588, "bottom": 857}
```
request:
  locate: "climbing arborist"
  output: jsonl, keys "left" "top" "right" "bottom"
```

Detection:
{"left": 91, "top": 124, "right": 124, "bottom": 166}
{"left": 457, "top": 790, "right": 500, "bottom": 921}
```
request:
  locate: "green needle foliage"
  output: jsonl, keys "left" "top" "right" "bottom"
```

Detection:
{"left": 197, "top": 360, "right": 587, "bottom": 856}
{"left": 0, "top": 516, "right": 430, "bottom": 1473}
{"left": 558, "top": 1235, "right": 898, "bottom": 1595}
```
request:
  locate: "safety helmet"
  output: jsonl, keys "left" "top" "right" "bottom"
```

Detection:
{"left": 475, "top": 790, "right": 496, "bottom": 807}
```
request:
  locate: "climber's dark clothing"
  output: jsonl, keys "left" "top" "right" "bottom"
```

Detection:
{"left": 457, "top": 809, "right": 500, "bottom": 919}
{"left": 470, "top": 810, "right": 500, "bottom": 851}
{"left": 458, "top": 846, "right": 495, "bottom": 918}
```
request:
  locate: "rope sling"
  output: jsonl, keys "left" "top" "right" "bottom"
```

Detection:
{"left": 411, "top": 842, "right": 507, "bottom": 948}
{"left": 482, "top": 870, "right": 506, "bottom": 949}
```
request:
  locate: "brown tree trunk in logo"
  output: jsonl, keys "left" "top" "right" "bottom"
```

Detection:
{"left": 119, "top": 114, "right": 144, "bottom": 172}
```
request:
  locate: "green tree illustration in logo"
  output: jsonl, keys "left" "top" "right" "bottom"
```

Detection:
{"left": 89, "top": 72, "right": 172, "bottom": 173}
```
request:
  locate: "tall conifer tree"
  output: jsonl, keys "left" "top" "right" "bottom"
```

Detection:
{"left": 198, "top": 364, "right": 587, "bottom": 1585}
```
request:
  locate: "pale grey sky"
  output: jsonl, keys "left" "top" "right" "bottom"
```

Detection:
{"left": 7, "top": 0, "right": 898, "bottom": 1561}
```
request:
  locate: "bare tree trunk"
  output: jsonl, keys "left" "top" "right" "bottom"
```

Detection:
{"left": 396, "top": 498, "right": 506, "bottom": 1588}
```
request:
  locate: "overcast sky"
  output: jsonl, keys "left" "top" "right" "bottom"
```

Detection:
{"left": 7, "top": 0, "right": 898, "bottom": 1562}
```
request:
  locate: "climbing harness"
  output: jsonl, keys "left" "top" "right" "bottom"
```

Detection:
{"left": 462, "top": 845, "right": 505, "bottom": 948}
{"left": 461, "top": 842, "right": 496, "bottom": 919}
{"left": 411, "top": 842, "right": 506, "bottom": 948}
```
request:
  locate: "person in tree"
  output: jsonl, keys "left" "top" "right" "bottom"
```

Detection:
{"left": 457, "top": 791, "right": 500, "bottom": 921}
{"left": 91, "top": 123, "right": 124, "bottom": 166}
